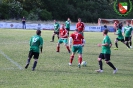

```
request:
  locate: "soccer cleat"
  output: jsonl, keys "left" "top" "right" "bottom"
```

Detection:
{"left": 113, "top": 68, "right": 118, "bottom": 74}
{"left": 68, "top": 63, "right": 72, "bottom": 66}
{"left": 130, "top": 46, "right": 132, "bottom": 48}
{"left": 50, "top": 40, "right": 54, "bottom": 42}
{"left": 56, "top": 51, "right": 59, "bottom": 52}
{"left": 114, "top": 48, "right": 118, "bottom": 50}
{"left": 25, "top": 64, "right": 29, "bottom": 69}
{"left": 78, "top": 64, "right": 81, "bottom": 68}
{"left": 95, "top": 69, "right": 103, "bottom": 73}
{"left": 32, "top": 68, "right": 35, "bottom": 71}
{"left": 127, "top": 47, "right": 131, "bottom": 50}
{"left": 68, "top": 51, "right": 71, "bottom": 53}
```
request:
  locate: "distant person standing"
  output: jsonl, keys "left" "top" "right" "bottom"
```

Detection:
{"left": 50, "top": 20, "right": 60, "bottom": 42}
{"left": 25, "top": 30, "right": 43, "bottom": 71}
{"left": 65, "top": 18, "right": 71, "bottom": 36}
{"left": 22, "top": 16, "right": 26, "bottom": 29}
{"left": 114, "top": 21, "right": 118, "bottom": 32}
{"left": 76, "top": 18, "right": 85, "bottom": 36}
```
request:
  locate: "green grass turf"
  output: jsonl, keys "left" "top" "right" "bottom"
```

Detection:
{"left": 0, "top": 29, "right": 133, "bottom": 88}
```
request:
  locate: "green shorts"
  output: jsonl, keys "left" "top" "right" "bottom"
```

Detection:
{"left": 58, "top": 38, "right": 68, "bottom": 44}
{"left": 72, "top": 45, "right": 82, "bottom": 54}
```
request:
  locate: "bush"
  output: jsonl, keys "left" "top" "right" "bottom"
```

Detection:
{"left": 39, "top": 9, "right": 52, "bottom": 21}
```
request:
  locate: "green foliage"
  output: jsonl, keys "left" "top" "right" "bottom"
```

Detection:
{"left": 0, "top": 3, "right": 10, "bottom": 19}
{"left": 39, "top": 9, "right": 52, "bottom": 21}
{"left": 0, "top": 0, "right": 133, "bottom": 22}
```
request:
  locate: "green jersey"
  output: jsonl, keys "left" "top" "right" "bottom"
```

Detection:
{"left": 116, "top": 28, "right": 124, "bottom": 39}
{"left": 65, "top": 20, "right": 70, "bottom": 28}
{"left": 124, "top": 26, "right": 133, "bottom": 37}
{"left": 30, "top": 35, "right": 43, "bottom": 53}
{"left": 54, "top": 22, "right": 60, "bottom": 32}
{"left": 101, "top": 35, "right": 111, "bottom": 54}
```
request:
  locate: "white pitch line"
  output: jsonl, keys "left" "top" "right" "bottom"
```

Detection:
{"left": 0, "top": 50, "right": 23, "bottom": 70}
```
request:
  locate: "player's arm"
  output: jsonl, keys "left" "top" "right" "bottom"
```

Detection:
{"left": 69, "top": 37, "right": 72, "bottom": 48}
{"left": 82, "top": 39, "right": 85, "bottom": 47}
{"left": 40, "top": 38, "right": 43, "bottom": 53}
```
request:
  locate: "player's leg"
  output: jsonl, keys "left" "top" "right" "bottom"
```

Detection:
{"left": 114, "top": 38, "right": 118, "bottom": 50}
{"left": 32, "top": 52, "right": 39, "bottom": 71}
{"left": 95, "top": 53, "right": 104, "bottom": 73}
{"left": 125, "top": 37, "right": 130, "bottom": 49}
{"left": 56, "top": 39, "right": 62, "bottom": 52}
{"left": 25, "top": 50, "right": 33, "bottom": 69}
{"left": 57, "top": 32, "right": 59, "bottom": 39}
{"left": 77, "top": 46, "right": 83, "bottom": 68}
{"left": 104, "top": 54, "right": 118, "bottom": 74}
{"left": 50, "top": 32, "right": 56, "bottom": 42}
{"left": 129, "top": 36, "right": 132, "bottom": 48}
{"left": 69, "top": 46, "right": 77, "bottom": 65}
{"left": 64, "top": 39, "right": 71, "bottom": 53}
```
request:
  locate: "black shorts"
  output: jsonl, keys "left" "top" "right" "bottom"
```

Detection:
{"left": 116, "top": 38, "right": 124, "bottom": 42}
{"left": 28, "top": 51, "right": 39, "bottom": 59}
{"left": 125, "top": 37, "right": 130, "bottom": 41}
{"left": 54, "top": 32, "right": 59, "bottom": 35}
{"left": 66, "top": 28, "right": 70, "bottom": 31}
{"left": 99, "top": 53, "right": 110, "bottom": 61}
{"left": 129, "top": 36, "right": 132, "bottom": 40}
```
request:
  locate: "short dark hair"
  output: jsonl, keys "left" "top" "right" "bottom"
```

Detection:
{"left": 36, "top": 30, "right": 41, "bottom": 35}
{"left": 103, "top": 29, "right": 108, "bottom": 34}
{"left": 104, "top": 25, "right": 107, "bottom": 28}
{"left": 118, "top": 22, "right": 123, "bottom": 29}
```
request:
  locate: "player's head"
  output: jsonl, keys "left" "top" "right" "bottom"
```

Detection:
{"left": 61, "top": 24, "right": 65, "bottom": 29}
{"left": 118, "top": 22, "right": 123, "bottom": 29}
{"left": 67, "top": 18, "right": 70, "bottom": 21}
{"left": 36, "top": 30, "right": 41, "bottom": 36}
{"left": 126, "top": 21, "right": 130, "bottom": 26}
{"left": 75, "top": 29, "right": 79, "bottom": 32}
{"left": 103, "top": 29, "right": 108, "bottom": 35}
{"left": 78, "top": 18, "right": 81, "bottom": 22}
{"left": 104, "top": 25, "right": 107, "bottom": 28}
{"left": 54, "top": 19, "right": 56, "bottom": 23}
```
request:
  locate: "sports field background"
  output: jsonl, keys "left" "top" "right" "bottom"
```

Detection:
{"left": 0, "top": 29, "right": 132, "bottom": 88}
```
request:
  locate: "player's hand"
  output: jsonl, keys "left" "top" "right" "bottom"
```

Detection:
{"left": 110, "top": 44, "right": 112, "bottom": 48}
{"left": 82, "top": 44, "right": 84, "bottom": 47}
{"left": 69, "top": 45, "right": 71, "bottom": 48}
{"left": 97, "top": 44, "right": 102, "bottom": 47}
{"left": 114, "top": 32, "right": 116, "bottom": 35}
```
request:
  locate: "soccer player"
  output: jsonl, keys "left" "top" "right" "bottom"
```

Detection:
{"left": 114, "top": 22, "right": 130, "bottom": 50}
{"left": 50, "top": 20, "right": 60, "bottom": 42}
{"left": 56, "top": 24, "right": 70, "bottom": 53}
{"left": 65, "top": 18, "right": 71, "bottom": 36}
{"left": 76, "top": 18, "right": 85, "bottom": 36}
{"left": 69, "top": 29, "right": 85, "bottom": 68}
{"left": 124, "top": 21, "right": 133, "bottom": 48}
{"left": 25, "top": 30, "right": 43, "bottom": 71}
{"left": 114, "top": 21, "right": 118, "bottom": 32}
{"left": 96, "top": 29, "right": 118, "bottom": 74}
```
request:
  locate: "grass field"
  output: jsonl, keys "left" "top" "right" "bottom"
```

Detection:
{"left": 0, "top": 29, "right": 133, "bottom": 88}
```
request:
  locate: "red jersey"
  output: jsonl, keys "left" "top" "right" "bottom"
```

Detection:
{"left": 70, "top": 31, "right": 84, "bottom": 45}
{"left": 59, "top": 28, "right": 68, "bottom": 38}
{"left": 76, "top": 22, "right": 84, "bottom": 32}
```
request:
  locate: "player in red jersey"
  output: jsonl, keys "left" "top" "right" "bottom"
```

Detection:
{"left": 69, "top": 29, "right": 85, "bottom": 68}
{"left": 114, "top": 21, "right": 118, "bottom": 32}
{"left": 56, "top": 24, "right": 70, "bottom": 53}
{"left": 76, "top": 18, "right": 85, "bottom": 36}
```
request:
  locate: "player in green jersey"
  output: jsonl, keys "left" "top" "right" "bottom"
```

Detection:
{"left": 124, "top": 21, "right": 133, "bottom": 48}
{"left": 96, "top": 29, "right": 118, "bottom": 74}
{"left": 50, "top": 20, "right": 60, "bottom": 42}
{"left": 25, "top": 30, "right": 43, "bottom": 71}
{"left": 114, "top": 23, "right": 130, "bottom": 50}
{"left": 65, "top": 18, "right": 71, "bottom": 36}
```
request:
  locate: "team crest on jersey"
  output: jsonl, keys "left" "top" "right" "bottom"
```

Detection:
{"left": 114, "top": 0, "right": 132, "bottom": 16}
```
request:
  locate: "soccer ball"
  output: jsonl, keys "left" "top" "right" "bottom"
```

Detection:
{"left": 81, "top": 61, "right": 87, "bottom": 66}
